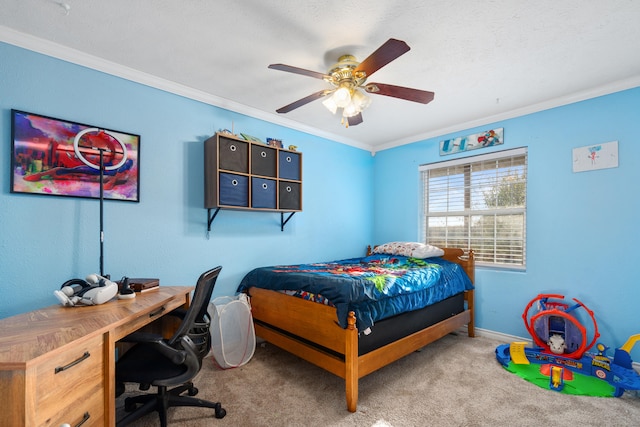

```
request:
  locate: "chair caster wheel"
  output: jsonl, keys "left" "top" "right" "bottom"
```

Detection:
{"left": 188, "top": 386, "right": 198, "bottom": 396}
{"left": 214, "top": 404, "right": 226, "bottom": 419}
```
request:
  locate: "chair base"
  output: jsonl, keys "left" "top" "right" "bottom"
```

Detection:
{"left": 117, "top": 382, "right": 226, "bottom": 427}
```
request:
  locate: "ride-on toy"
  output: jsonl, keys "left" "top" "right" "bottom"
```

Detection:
{"left": 495, "top": 293, "right": 640, "bottom": 396}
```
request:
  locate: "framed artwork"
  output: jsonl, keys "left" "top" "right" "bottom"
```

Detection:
{"left": 440, "top": 127, "right": 504, "bottom": 156}
{"left": 572, "top": 140, "right": 618, "bottom": 173}
{"left": 10, "top": 110, "right": 140, "bottom": 202}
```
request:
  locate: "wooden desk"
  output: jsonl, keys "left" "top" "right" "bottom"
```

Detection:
{"left": 0, "top": 286, "right": 193, "bottom": 427}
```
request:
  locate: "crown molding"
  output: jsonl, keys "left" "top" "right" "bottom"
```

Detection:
{"left": 0, "top": 25, "right": 370, "bottom": 151}
{"left": 3, "top": 25, "right": 639, "bottom": 154}
{"left": 378, "top": 75, "right": 640, "bottom": 152}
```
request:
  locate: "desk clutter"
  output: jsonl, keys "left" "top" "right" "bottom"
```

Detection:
{"left": 118, "top": 278, "right": 159, "bottom": 293}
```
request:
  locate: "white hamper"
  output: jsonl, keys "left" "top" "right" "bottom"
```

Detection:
{"left": 208, "top": 293, "right": 256, "bottom": 368}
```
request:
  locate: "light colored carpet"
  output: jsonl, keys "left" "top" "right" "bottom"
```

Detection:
{"left": 117, "top": 333, "right": 640, "bottom": 426}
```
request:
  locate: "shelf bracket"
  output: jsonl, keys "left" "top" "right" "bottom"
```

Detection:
{"left": 207, "top": 208, "right": 221, "bottom": 232}
{"left": 281, "top": 212, "right": 295, "bottom": 231}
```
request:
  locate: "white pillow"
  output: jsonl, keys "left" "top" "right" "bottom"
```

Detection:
{"left": 373, "top": 242, "right": 444, "bottom": 258}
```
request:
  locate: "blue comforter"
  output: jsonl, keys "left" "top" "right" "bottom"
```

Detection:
{"left": 237, "top": 254, "right": 473, "bottom": 331}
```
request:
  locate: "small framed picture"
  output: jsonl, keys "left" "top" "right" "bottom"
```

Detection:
{"left": 572, "top": 141, "right": 618, "bottom": 173}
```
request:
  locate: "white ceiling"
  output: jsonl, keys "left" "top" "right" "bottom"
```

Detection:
{"left": 2, "top": 0, "right": 640, "bottom": 152}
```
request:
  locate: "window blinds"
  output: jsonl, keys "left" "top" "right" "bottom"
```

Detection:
{"left": 420, "top": 147, "right": 527, "bottom": 268}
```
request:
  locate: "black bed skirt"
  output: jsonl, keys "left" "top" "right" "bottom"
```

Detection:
{"left": 358, "top": 292, "right": 465, "bottom": 355}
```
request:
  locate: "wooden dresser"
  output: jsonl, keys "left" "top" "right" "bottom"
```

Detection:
{"left": 0, "top": 286, "right": 192, "bottom": 427}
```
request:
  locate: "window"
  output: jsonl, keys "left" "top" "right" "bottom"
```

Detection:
{"left": 420, "top": 147, "right": 527, "bottom": 269}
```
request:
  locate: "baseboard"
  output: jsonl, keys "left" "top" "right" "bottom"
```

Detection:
{"left": 458, "top": 326, "right": 640, "bottom": 372}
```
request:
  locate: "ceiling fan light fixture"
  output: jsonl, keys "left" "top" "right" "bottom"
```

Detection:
{"left": 322, "top": 96, "right": 338, "bottom": 114}
{"left": 332, "top": 86, "right": 352, "bottom": 108}
{"left": 351, "top": 89, "right": 371, "bottom": 110}
{"left": 342, "top": 102, "right": 360, "bottom": 118}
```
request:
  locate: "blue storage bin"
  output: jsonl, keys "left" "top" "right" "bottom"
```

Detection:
{"left": 278, "top": 151, "right": 301, "bottom": 180}
{"left": 219, "top": 173, "right": 249, "bottom": 207}
{"left": 251, "top": 178, "right": 276, "bottom": 209}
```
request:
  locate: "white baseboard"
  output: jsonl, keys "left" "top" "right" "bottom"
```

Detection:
{"left": 464, "top": 326, "right": 531, "bottom": 344}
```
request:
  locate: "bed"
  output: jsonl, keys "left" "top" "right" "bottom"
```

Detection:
{"left": 237, "top": 243, "right": 475, "bottom": 412}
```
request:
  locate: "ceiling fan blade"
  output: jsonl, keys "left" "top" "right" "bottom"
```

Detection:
{"left": 275, "top": 90, "right": 329, "bottom": 113}
{"left": 364, "top": 83, "right": 435, "bottom": 104}
{"left": 354, "top": 38, "right": 411, "bottom": 78}
{"left": 347, "top": 113, "right": 363, "bottom": 127}
{"left": 268, "top": 64, "right": 329, "bottom": 80}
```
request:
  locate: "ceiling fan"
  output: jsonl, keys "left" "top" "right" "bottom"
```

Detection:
{"left": 268, "top": 38, "right": 435, "bottom": 127}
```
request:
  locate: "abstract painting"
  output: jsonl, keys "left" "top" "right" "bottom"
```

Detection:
{"left": 10, "top": 110, "right": 140, "bottom": 202}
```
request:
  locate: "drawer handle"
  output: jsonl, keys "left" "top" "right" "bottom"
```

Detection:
{"left": 229, "top": 144, "right": 236, "bottom": 151}
{"left": 261, "top": 151, "right": 267, "bottom": 158}
{"left": 262, "top": 183, "right": 268, "bottom": 190}
{"left": 286, "top": 186, "right": 292, "bottom": 193}
{"left": 75, "top": 412, "right": 91, "bottom": 427}
{"left": 150, "top": 306, "right": 166, "bottom": 318}
{"left": 286, "top": 156, "right": 292, "bottom": 162}
{"left": 55, "top": 351, "right": 90, "bottom": 374}
{"left": 231, "top": 179, "right": 238, "bottom": 186}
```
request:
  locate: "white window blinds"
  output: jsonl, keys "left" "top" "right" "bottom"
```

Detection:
{"left": 420, "top": 147, "right": 527, "bottom": 268}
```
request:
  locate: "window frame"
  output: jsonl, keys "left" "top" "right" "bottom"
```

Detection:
{"left": 419, "top": 147, "right": 528, "bottom": 270}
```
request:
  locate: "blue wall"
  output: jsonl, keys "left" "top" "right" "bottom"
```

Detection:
{"left": 0, "top": 42, "right": 374, "bottom": 318}
{"left": 2, "top": 42, "right": 639, "bottom": 360}
{"left": 374, "top": 87, "right": 640, "bottom": 359}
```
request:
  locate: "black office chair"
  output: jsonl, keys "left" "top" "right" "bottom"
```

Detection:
{"left": 115, "top": 266, "right": 226, "bottom": 426}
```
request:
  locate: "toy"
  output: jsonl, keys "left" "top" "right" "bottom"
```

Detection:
{"left": 495, "top": 293, "right": 640, "bottom": 397}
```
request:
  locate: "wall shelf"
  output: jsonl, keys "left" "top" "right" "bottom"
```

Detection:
{"left": 204, "top": 133, "right": 302, "bottom": 233}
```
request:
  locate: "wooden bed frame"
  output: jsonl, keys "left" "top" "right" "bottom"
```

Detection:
{"left": 247, "top": 247, "right": 475, "bottom": 412}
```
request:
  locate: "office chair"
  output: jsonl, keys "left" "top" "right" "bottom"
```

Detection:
{"left": 115, "top": 266, "right": 226, "bottom": 426}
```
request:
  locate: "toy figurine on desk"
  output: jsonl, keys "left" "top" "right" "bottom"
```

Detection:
{"left": 495, "top": 293, "right": 640, "bottom": 397}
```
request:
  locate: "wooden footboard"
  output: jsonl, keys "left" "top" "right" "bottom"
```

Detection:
{"left": 248, "top": 247, "right": 475, "bottom": 412}
{"left": 249, "top": 298, "right": 473, "bottom": 412}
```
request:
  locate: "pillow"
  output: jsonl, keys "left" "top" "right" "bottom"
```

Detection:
{"left": 373, "top": 241, "right": 444, "bottom": 259}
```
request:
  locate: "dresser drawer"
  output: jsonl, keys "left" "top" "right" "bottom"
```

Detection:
{"left": 35, "top": 334, "right": 104, "bottom": 426}
{"left": 39, "top": 390, "right": 104, "bottom": 427}
{"left": 113, "top": 293, "right": 190, "bottom": 339}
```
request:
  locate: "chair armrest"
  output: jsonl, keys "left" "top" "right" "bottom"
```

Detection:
{"left": 120, "top": 332, "right": 187, "bottom": 365}
{"left": 119, "top": 331, "right": 163, "bottom": 344}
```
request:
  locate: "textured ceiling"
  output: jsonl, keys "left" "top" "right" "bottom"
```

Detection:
{"left": 2, "top": 0, "right": 640, "bottom": 152}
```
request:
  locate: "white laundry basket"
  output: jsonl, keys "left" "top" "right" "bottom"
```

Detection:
{"left": 208, "top": 293, "right": 256, "bottom": 368}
